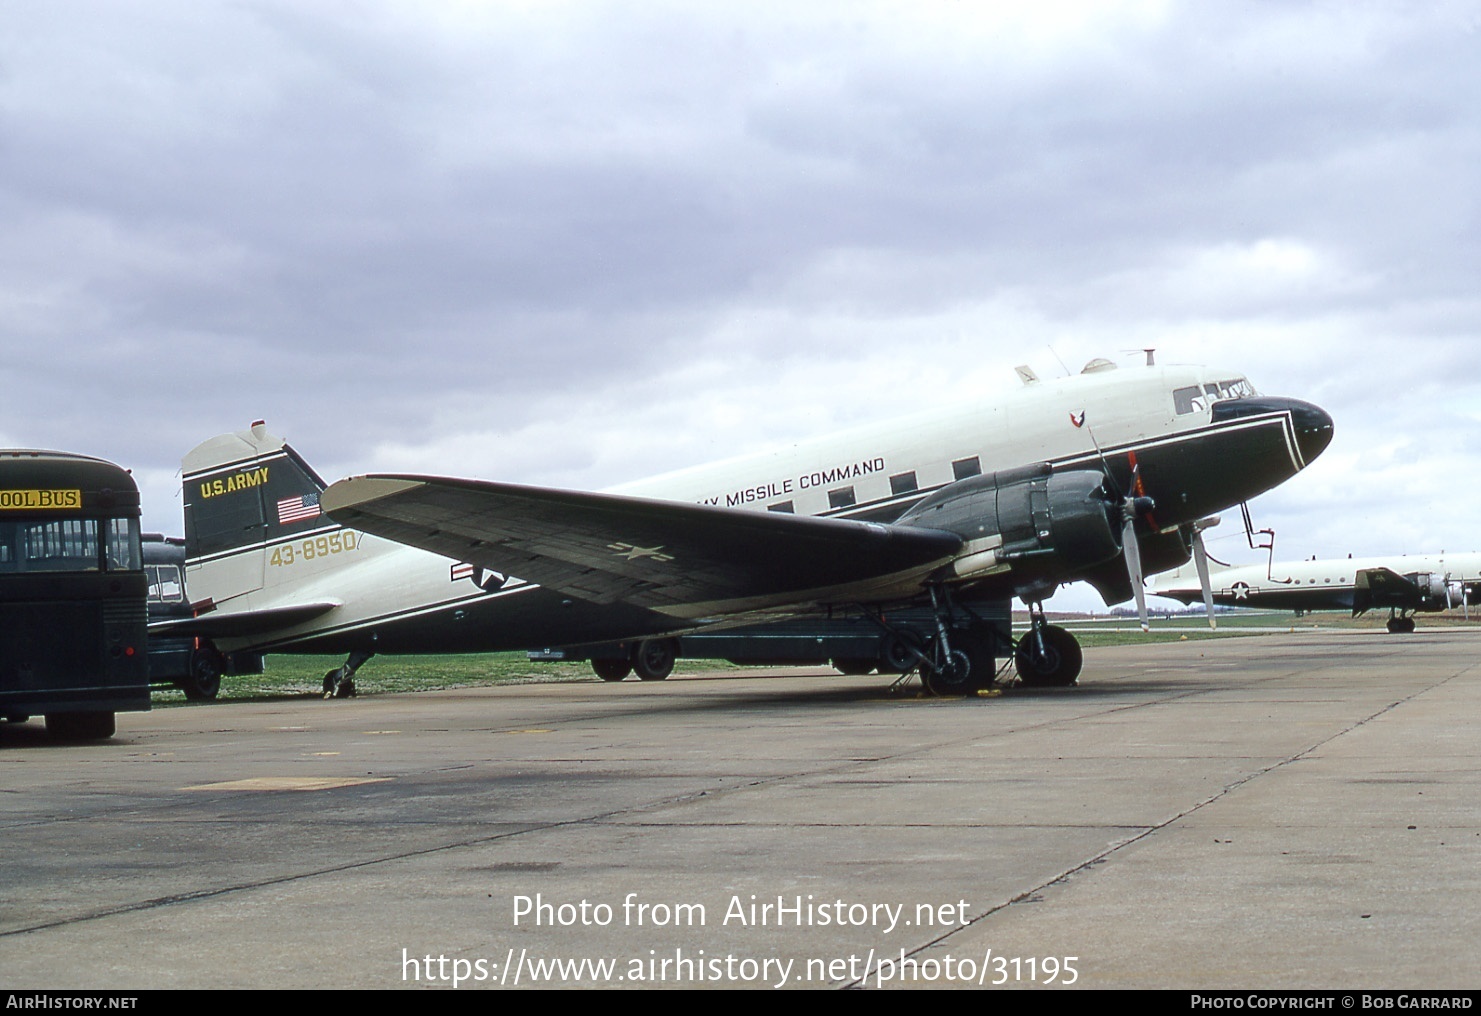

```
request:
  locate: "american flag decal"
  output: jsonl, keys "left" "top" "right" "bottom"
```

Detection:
{"left": 276, "top": 492, "right": 321, "bottom": 524}
{"left": 450, "top": 562, "right": 474, "bottom": 582}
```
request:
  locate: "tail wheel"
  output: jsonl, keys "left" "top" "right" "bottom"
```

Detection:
{"left": 631, "top": 638, "right": 677, "bottom": 681}
{"left": 183, "top": 646, "right": 225, "bottom": 701}
{"left": 1015, "top": 624, "right": 1083, "bottom": 688}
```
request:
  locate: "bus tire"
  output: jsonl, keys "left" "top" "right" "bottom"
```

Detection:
{"left": 45, "top": 712, "right": 116, "bottom": 740}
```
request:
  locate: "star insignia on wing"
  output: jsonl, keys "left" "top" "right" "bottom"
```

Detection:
{"left": 1232, "top": 581, "right": 1250, "bottom": 601}
{"left": 608, "top": 542, "right": 674, "bottom": 563}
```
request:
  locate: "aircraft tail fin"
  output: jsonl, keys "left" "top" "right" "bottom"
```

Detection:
{"left": 182, "top": 422, "right": 331, "bottom": 608}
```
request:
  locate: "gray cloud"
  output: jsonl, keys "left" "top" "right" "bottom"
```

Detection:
{"left": 2, "top": 1, "right": 1477, "bottom": 610}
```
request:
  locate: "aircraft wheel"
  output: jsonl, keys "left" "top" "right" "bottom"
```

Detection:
{"left": 592, "top": 659, "right": 632, "bottom": 682}
{"left": 322, "top": 671, "right": 339, "bottom": 696}
{"left": 832, "top": 658, "right": 876, "bottom": 676}
{"left": 922, "top": 646, "right": 973, "bottom": 696}
{"left": 45, "top": 712, "right": 116, "bottom": 740}
{"left": 922, "top": 628, "right": 997, "bottom": 696}
{"left": 631, "top": 639, "right": 677, "bottom": 681}
{"left": 953, "top": 627, "right": 998, "bottom": 692}
{"left": 182, "top": 646, "right": 225, "bottom": 701}
{"left": 335, "top": 678, "right": 357, "bottom": 698}
{"left": 1015, "top": 625, "right": 1083, "bottom": 687}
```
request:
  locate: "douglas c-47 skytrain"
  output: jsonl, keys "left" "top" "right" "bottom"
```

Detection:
{"left": 163, "top": 356, "right": 1333, "bottom": 696}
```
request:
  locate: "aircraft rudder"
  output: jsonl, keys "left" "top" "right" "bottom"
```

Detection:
{"left": 183, "top": 422, "right": 329, "bottom": 559}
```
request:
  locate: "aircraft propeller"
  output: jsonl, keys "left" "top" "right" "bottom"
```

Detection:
{"left": 1120, "top": 492, "right": 1156, "bottom": 633}
{"left": 1090, "top": 451, "right": 1157, "bottom": 633}
{"left": 1445, "top": 576, "right": 1470, "bottom": 620}
{"left": 1189, "top": 517, "right": 1221, "bottom": 630}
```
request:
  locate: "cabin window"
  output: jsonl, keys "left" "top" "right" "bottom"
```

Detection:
{"left": 828, "top": 487, "right": 856, "bottom": 510}
{"left": 890, "top": 471, "right": 918, "bottom": 496}
{"left": 952, "top": 457, "right": 981, "bottom": 480}
{"left": 767, "top": 501, "right": 794, "bottom": 514}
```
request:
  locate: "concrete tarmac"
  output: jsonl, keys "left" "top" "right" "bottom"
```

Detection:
{"left": 2, "top": 627, "right": 1478, "bottom": 990}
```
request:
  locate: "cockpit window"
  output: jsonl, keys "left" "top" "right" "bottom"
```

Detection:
{"left": 1174, "top": 377, "right": 1259, "bottom": 415}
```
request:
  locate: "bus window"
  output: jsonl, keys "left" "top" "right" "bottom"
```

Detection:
{"left": 107, "top": 517, "right": 141, "bottom": 571}
{"left": 20, "top": 519, "right": 101, "bottom": 572}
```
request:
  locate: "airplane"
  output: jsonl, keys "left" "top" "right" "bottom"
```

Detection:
{"left": 163, "top": 355, "right": 1333, "bottom": 697}
{"left": 1151, "top": 551, "right": 1481, "bottom": 633}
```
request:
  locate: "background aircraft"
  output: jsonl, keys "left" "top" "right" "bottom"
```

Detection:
{"left": 1151, "top": 552, "right": 1481, "bottom": 632}
{"left": 166, "top": 357, "right": 1332, "bottom": 696}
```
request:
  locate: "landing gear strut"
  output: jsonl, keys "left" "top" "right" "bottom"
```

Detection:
{"left": 324, "top": 650, "right": 373, "bottom": 698}
{"left": 1014, "top": 603, "right": 1083, "bottom": 688}
{"left": 872, "top": 587, "right": 1006, "bottom": 696}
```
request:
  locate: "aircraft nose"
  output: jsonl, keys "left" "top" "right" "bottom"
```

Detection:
{"left": 1211, "top": 396, "right": 1334, "bottom": 466}
{"left": 1288, "top": 399, "right": 1334, "bottom": 464}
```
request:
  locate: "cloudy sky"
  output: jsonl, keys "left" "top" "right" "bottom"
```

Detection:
{"left": 3, "top": 1, "right": 1477, "bottom": 610}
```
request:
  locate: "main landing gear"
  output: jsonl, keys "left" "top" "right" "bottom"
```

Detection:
{"left": 872, "top": 592, "right": 1085, "bottom": 696}
{"left": 868, "top": 589, "right": 1011, "bottom": 697}
{"left": 1385, "top": 611, "right": 1417, "bottom": 634}
{"left": 1014, "top": 603, "right": 1083, "bottom": 688}
{"left": 324, "top": 649, "right": 373, "bottom": 698}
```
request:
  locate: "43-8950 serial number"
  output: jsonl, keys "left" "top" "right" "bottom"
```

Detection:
{"left": 270, "top": 531, "right": 360, "bottom": 567}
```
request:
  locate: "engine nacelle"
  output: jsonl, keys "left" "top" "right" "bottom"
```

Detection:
{"left": 895, "top": 464, "right": 1121, "bottom": 593}
{"left": 1407, "top": 572, "right": 1451, "bottom": 610}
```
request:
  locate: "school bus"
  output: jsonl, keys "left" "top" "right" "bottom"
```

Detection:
{"left": 0, "top": 450, "right": 149, "bottom": 738}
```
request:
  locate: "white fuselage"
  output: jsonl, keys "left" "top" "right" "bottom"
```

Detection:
{"left": 1153, "top": 552, "right": 1481, "bottom": 611}
{"left": 186, "top": 361, "right": 1307, "bottom": 653}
